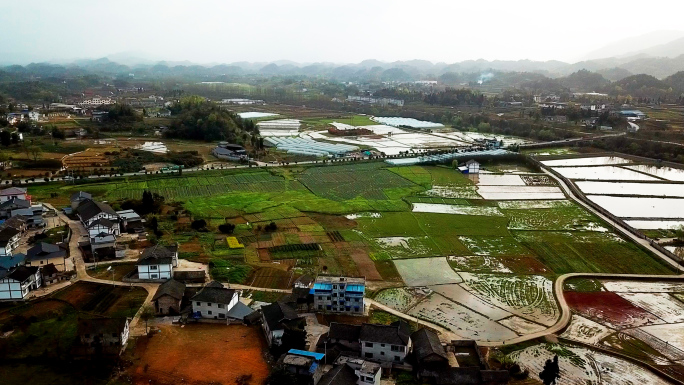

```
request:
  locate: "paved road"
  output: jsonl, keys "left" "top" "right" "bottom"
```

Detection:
{"left": 541, "top": 168, "right": 684, "bottom": 272}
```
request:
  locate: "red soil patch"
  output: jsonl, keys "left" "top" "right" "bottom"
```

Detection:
{"left": 564, "top": 291, "right": 661, "bottom": 328}
{"left": 130, "top": 324, "right": 270, "bottom": 385}
{"left": 179, "top": 241, "right": 202, "bottom": 253}
{"left": 257, "top": 248, "right": 271, "bottom": 262}
{"left": 309, "top": 214, "right": 357, "bottom": 230}
{"left": 502, "top": 257, "right": 551, "bottom": 275}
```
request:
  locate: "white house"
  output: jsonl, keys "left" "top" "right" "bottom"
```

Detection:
{"left": 465, "top": 160, "right": 480, "bottom": 174}
{"left": 0, "top": 265, "right": 41, "bottom": 300}
{"left": 88, "top": 218, "right": 120, "bottom": 238}
{"left": 136, "top": 244, "right": 177, "bottom": 280}
{"left": 359, "top": 322, "right": 412, "bottom": 363}
{"left": 261, "top": 301, "right": 302, "bottom": 347}
{"left": 190, "top": 283, "right": 240, "bottom": 320}
{"left": 75, "top": 199, "right": 118, "bottom": 227}
{"left": 0, "top": 227, "right": 21, "bottom": 257}
{"left": 0, "top": 187, "right": 29, "bottom": 203}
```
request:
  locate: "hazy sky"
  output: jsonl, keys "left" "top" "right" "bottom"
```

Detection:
{"left": 1, "top": 0, "right": 683, "bottom": 65}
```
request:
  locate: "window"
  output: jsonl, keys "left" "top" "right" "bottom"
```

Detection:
{"left": 40, "top": 261, "right": 44, "bottom": 264}
{"left": 380, "top": 351, "right": 385, "bottom": 356}
{"left": 218, "top": 304, "right": 225, "bottom": 309}
{"left": 327, "top": 296, "right": 331, "bottom": 300}
{"left": 332, "top": 301, "right": 337, "bottom": 305}
{"left": 318, "top": 296, "right": 323, "bottom": 300}
{"left": 196, "top": 302, "right": 201, "bottom": 306}
{"left": 332, "top": 293, "right": 337, "bottom": 297}
{"left": 218, "top": 313, "right": 225, "bottom": 319}
{"left": 318, "top": 305, "right": 323, "bottom": 310}
{"left": 381, "top": 344, "right": 385, "bottom": 347}
{"left": 365, "top": 353, "right": 373, "bottom": 358}
{"left": 391, "top": 345, "right": 403, "bottom": 352}
{"left": 365, "top": 342, "right": 373, "bottom": 348}
{"left": 151, "top": 274, "right": 158, "bottom": 279}
{"left": 208, "top": 310, "right": 212, "bottom": 315}
{"left": 150, "top": 265, "right": 158, "bottom": 270}
{"left": 395, "top": 356, "right": 401, "bottom": 362}
{"left": 333, "top": 285, "right": 337, "bottom": 289}
{"left": 364, "top": 376, "right": 374, "bottom": 382}
{"left": 207, "top": 303, "right": 212, "bottom": 307}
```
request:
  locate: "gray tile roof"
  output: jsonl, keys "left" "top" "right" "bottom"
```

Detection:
{"left": 359, "top": 321, "right": 411, "bottom": 346}
{"left": 75, "top": 199, "right": 117, "bottom": 222}
{"left": 261, "top": 301, "right": 299, "bottom": 331}
{"left": 411, "top": 328, "right": 448, "bottom": 362}
{"left": 153, "top": 279, "right": 186, "bottom": 301}
{"left": 190, "top": 286, "right": 237, "bottom": 305}
{"left": 318, "top": 364, "right": 358, "bottom": 385}
{"left": 27, "top": 242, "right": 67, "bottom": 261}
{"left": 138, "top": 244, "right": 175, "bottom": 265}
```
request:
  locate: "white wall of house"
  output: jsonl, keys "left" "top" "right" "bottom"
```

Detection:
{"left": 360, "top": 340, "right": 411, "bottom": 363}
{"left": 0, "top": 234, "right": 20, "bottom": 256}
{"left": 0, "top": 271, "right": 41, "bottom": 300}
{"left": 355, "top": 368, "right": 381, "bottom": 385}
{"left": 88, "top": 223, "right": 120, "bottom": 237}
{"left": 192, "top": 293, "right": 238, "bottom": 319}
{"left": 0, "top": 193, "right": 28, "bottom": 203}
{"left": 137, "top": 263, "right": 172, "bottom": 280}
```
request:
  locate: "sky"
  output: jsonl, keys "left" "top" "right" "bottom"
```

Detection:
{"left": 1, "top": 0, "right": 683, "bottom": 65}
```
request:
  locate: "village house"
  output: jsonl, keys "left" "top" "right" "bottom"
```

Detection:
{"left": 211, "top": 143, "right": 249, "bottom": 161}
{"left": 11, "top": 204, "right": 45, "bottom": 228}
{"left": 261, "top": 301, "right": 304, "bottom": 347}
{"left": 70, "top": 191, "right": 92, "bottom": 210}
{"left": 280, "top": 349, "right": 326, "bottom": 385}
{"left": 0, "top": 215, "right": 28, "bottom": 233}
{"left": 76, "top": 318, "right": 130, "bottom": 357}
{"left": 75, "top": 199, "right": 118, "bottom": 227}
{"left": 0, "top": 265, "right": 41, "bottom": 300}
{"left": 0, "top": 198, "right": 30, "bottom": 219}
{"left": 26, "top": 242, "right": 68, "bottom": 272}
{"left": 136, "top": 244, "right": 178, "bottom": 280}
{"left": 88, "top": 218, "right": 120, "bottom": 238}
{"left": 411, "top": 328, "right": 449, "bottom": 373}
{"left": 0, "top": 252, "right": 25, "bottom": 271}
{"left": 322, "top": 355, "right": 382, "bottom": 385}
{"left": 41, "top": 263, "right": 64, "bottom": 285}
{"left": 0, "top": 187, "right": 29, "bottom": 203}
{"left": 0, "top": 227, "right": 21, "bottom": 256}
{"left": 190, "top": 282, "right": 247, "bottom": 321}
{"left": 294, "top": 274, "right": 314, "bottom": 289}
{"left": 152, "top": 278, "right": 185, "bottom": 315}
{"left": 116, "top": 209, "right": 144, "bottom": 233}
{"left": 458, "top": 159, "right": 480, "bottom": 174}
{"left": 282, "top": 287, "right": 315, "bottom": 313}
{"left": 312, "top": 276, "right": 365, "bottom": 315}
{"left": 317, "top": 321, "right": 412, "bottom": 364}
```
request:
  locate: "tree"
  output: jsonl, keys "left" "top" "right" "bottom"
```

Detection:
{"left": 28, "top": 146, "right": 42, "bottom": 161}
{"left": 264, "top": 368, "right": 298, "bottom": 385}
{"left": 10, "top": 132, "right": 19, "bottom": 145}
{"left": 148, "top": 216, "right": 159, "bottom": 234}
{"left": 0, "top": 131, "right": 11, "bottom": 147}
{"left": 191, "top": 219, "right": 207, "bottom": 231}
{"left": 539, "top": 355, "right": 560, "bottom": 385}
{"left": 140, "top": 305, "right": 156, "bottom": 335}
{"left": 218, "top": 223, "right": 236, "bottom": 234}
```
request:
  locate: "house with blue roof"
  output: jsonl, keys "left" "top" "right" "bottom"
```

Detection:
{"left": 281, "top": 349, "right": 326, "bottom": 385}
{"left": 313, "top": 276, "right": 365, "bottom": 315}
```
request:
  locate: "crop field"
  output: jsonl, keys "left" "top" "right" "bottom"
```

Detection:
{"left": 388, "top": 165, "right": 473, "bottom": 188}
{"left": 459, "top": 273, "right": 559, "bottom": 327}
{"left": 617, "top": 293, "right": 684, "bottom": 323}
{"left": 458, "top": 236, "right": 532, "bottom": 256}
{"left": 447, "top": 255, "right": 512, "bottom": 273}
{"left": 565, "top": 291, "right": 662, "bottom": 329}
{"left": 408, "top": 293, "right": 519, "bottom": 341}
{"left": 560, "top": 315, "right": 615, "bottom": 345}
{"left": 509, "top": 343, "right": 671, "bottom": 385}
{"left": 393, "top": 257, "right": 463, "bottom": 286}
{"left": 502, "top": 205, "right": 604, "bottom": 231}
{"left": 299, "top": 163, "right": 421, "bottom": 201}
{"left": 514, "top": 231, "right": 673, "bottom": 274}
{"left": 373, "top": 287, "right": 431, "bottom": 312}
{"left": 52, "top": 281, "right": 147, "bottom": 318}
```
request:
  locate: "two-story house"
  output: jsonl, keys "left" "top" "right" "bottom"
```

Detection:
{"left": 190, "top": 282, "right": 239, "bottom": 320}
{"left": 11, "top": 204, "right": 45, "bottom": 228}
{"left": 318, "top": 321, "right": 412, "bottom": 364}
{"left": 75, "top": 199, "right": 118, "bottom": 228}
{"left": 0, "top": 265, "right": 41, "bottom": 300}
{"left": 0, "top": 227, "right": 21, "bottom": 257}
{"left": 281, "top": 349, "right": 326, "bottom": 385}
{"left": 136, "top": 244, "right": 178, "bottom": 280}
{"left": 0, "top": 187, "right": 29, "bottom": 203}
{"left": 312, "top": 276, "right": 365, "bottom": 315}
{"left": 360, "top": 322, "right": 412, "bottom": 363}
{"left": 261, "top": 301, "right": 304, "bottom": 347}
{"left": 76, "top": 318, "right": 130, "bottom": 356}
{"left": 26, "top": 242, "right": 68, "bottom": 272}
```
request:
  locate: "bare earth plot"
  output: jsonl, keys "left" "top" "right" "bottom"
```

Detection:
{"left": 393, "top": 257, "right": 462, "bottom": 286}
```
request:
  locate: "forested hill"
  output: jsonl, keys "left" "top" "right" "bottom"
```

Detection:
{"left": 164, "top": 96, "right": 259, "bottom": 143}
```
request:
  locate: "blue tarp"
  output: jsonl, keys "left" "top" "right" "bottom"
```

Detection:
{"left": 345, "top": 284, "right": 365, "bottom": 293}
{"left": 288, "top": 349, "right": 325, "bottom": 361}
{"left": 313, "top": 283, "right": 332, "bottom": 291}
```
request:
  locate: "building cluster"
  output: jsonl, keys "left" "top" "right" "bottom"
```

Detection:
{"left": 346, "top": 95, "right": 405, "bottom": 107}
{"left": 211, "top": 142, "right": 249, "bottom": 161}
{"left": 0, "top": 187, "right": 72, "bottom": 300}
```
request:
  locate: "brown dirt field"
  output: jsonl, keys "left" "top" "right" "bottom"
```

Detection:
{"left": 349, "top": 249, "right": 382, "bottom": 281}
{"left": 299, "top": 233, "right": 315, "bottom": 244}
{"left": 502, "top": 256, "right": 552, "bottom": 275}
{"left": 248, "top": 267, "right": 293, "bottom": 289}
{"left": 309, "top": 214, "right": 357, "bottom": 230}
{"left": 257, "top": 248, "right": 271, "bottom": 262}
{"left": 0, "top": 299, "right": 72, "bottom": 323}
{"left": 129, "top": 324, "right": 270, "bottom": 385}
{"left": 180, "top": 241, "right": 202, "bottom": 253}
